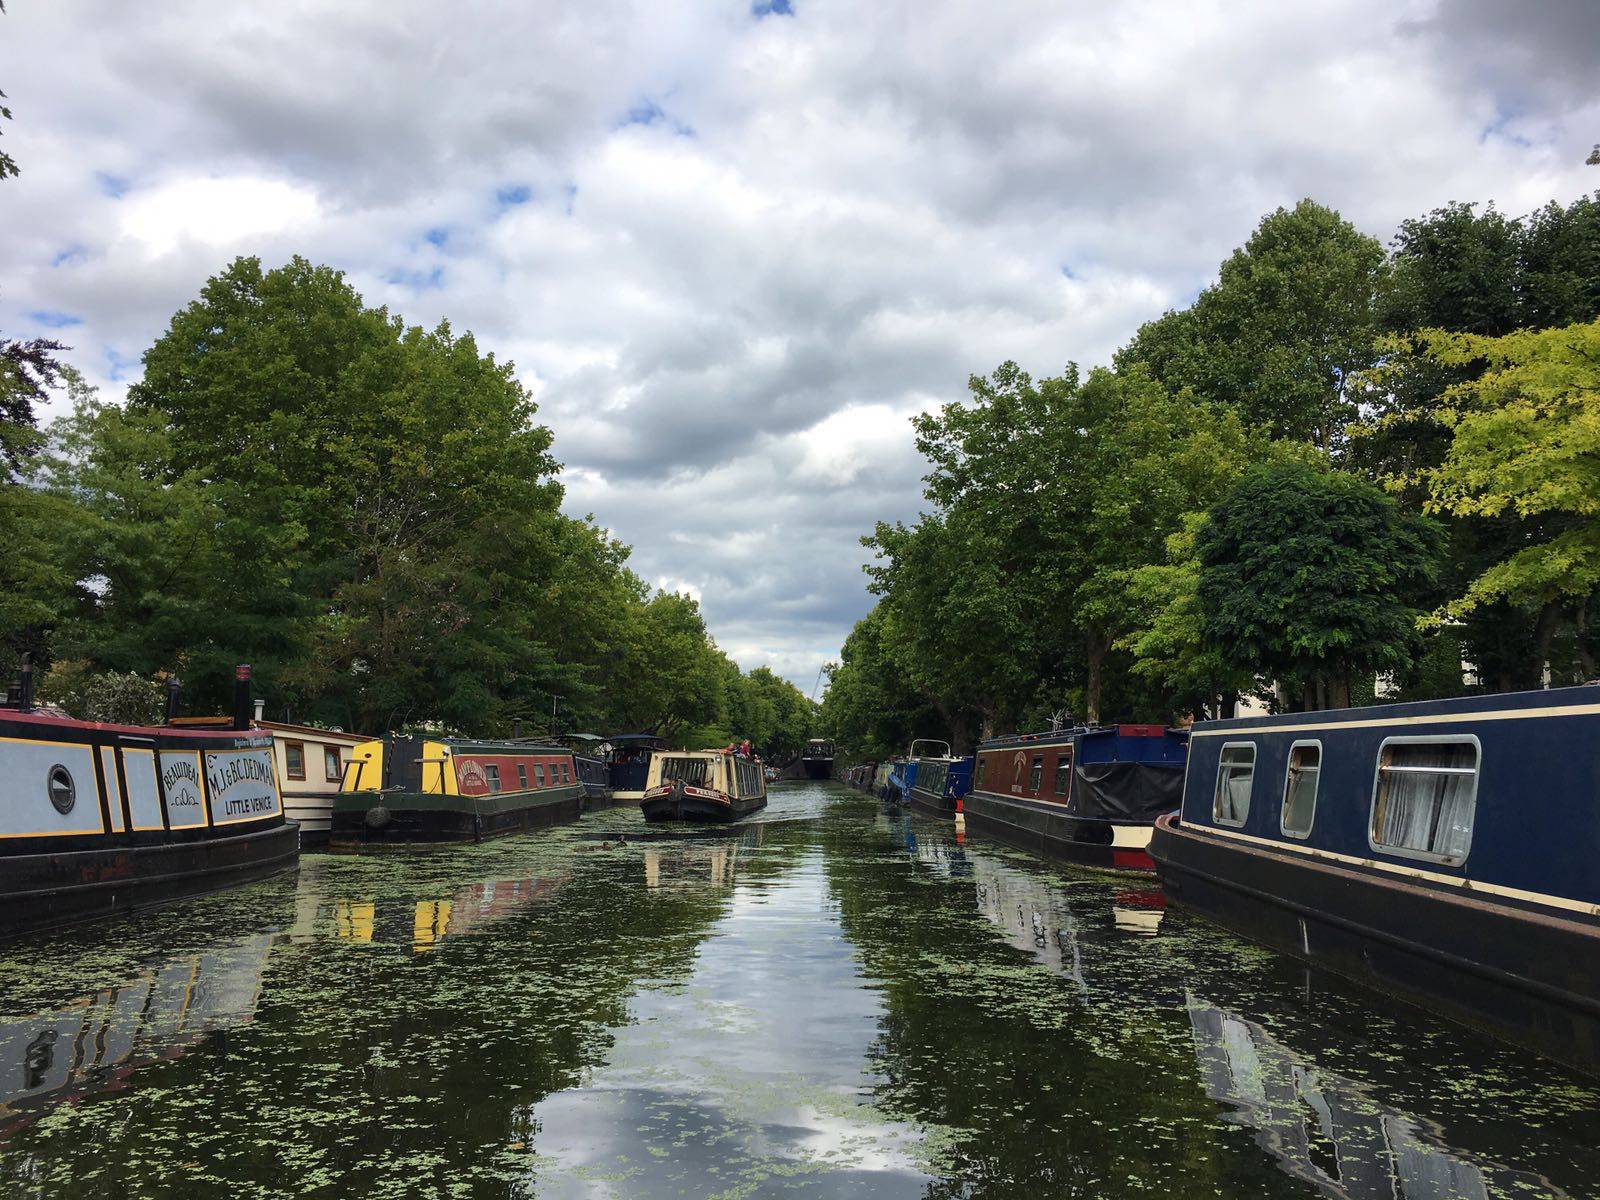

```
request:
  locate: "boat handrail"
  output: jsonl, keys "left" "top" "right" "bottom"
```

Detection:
{"left": 908, "top": 738, "right": 952, "bottom": 760}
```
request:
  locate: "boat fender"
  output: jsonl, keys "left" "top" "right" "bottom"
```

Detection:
{"left": 472, "top": 812, "right": 485, "bottom": 843}
{"left": 364, "top": 804, "right": 391, "bottom": 830}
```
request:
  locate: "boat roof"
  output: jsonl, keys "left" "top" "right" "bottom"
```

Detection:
{"left": 608, "top": 732, "right": 665, "bottom": 745}
{"left": 977, "top": 723, "right": 1185, "bottom": 751}
{"left": 1190, "top": 683, "right": 1600, "bottom": 736}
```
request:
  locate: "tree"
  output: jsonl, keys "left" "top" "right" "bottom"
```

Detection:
{"left": 1117, "top": 200, "right": 1385, "bottom": 450}
{"left": 1403, "top": 317, "right": 1600, "bottom": 676}
{"left": 1196, "top": 462, "right": 1440, "bottom": 710}
{"left": 820, "top": 605, "right": 947, "bottom": 759}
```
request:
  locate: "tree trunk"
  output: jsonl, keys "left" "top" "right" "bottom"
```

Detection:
{"left": 1535, "top": 600, "right": 1562, "bottom": 688}
{"left": 1085, "top": 628, "right": 1108, "bottom": 726}
{"left": 1577, "top": 598, "right": 1595, "bottom": 680}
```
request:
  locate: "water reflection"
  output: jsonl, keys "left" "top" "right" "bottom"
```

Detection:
{"left": 0, "top": 934, "right": 273, "bottom": 1137}
{"left": 1188, "top": 992, "right": 1573, "bottom": 1199}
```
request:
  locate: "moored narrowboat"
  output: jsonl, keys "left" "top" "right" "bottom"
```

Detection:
{"left": 640, "top": 749, "right": 767, "bottom": 823}
{"left": 1150, "top": 685, "right": 1600, "bottom": 1075}
{"left": 559, "top": 734, "right": 614, "bottom": 807}
{"left": 330, "top": 734, "right": 586, "bottom": 848}
{"left": 258, "top": 720, "right": 372, "bottom": 847}
{"left": 801, "top": 738, "right": 835, "bottom": 780}
{"left": 963, "top": 724, "right": 1188, "bottom": 871}
{"left": 904, "top": 740, "right": 973, "bottom": 818}
{"left": 0, "top": 664, "right": 297, "bottom": 939}
{"left": 605, "top": 733, "right": 663, "bottom": 805}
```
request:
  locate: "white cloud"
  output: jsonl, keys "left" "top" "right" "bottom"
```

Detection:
{"left": 2, "top": 0, "right": 1597, "bottom": 689}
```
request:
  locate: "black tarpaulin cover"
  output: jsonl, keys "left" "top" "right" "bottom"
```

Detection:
{"left": 1069, "top": 762, "right": 1183, "bottom": 820}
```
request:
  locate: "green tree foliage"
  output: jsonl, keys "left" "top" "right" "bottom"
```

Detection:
{"left": 819, "top": 606, "right": 947, "bottom": 759}
{"left": 1117, "top": 200, "right": 1385, "bottom": 450}
{"left": 1196, "top": 462, "right": 1440, "bottom": 710}
{"left": 18, "top": 255, "right": 797, "bottom": 744}
{"left": 1400, "top": 317, "right": 1600, "bottom": 676}
{"left": 878, "top": 361, "right": 1260, "bottom": 731}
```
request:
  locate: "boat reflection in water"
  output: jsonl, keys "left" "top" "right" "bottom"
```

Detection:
{"left": 972, "top": 854, "right": 1089, "bottom": 993}
{"left": 0, "top": 934, "right": 274, "bottom": 1138}
{"left": 640, "top": 822, "right": 768, "bottom": 891}
{"left": 320, "top": 875, "right": 567, "bottom": 954}
{"left": 1188, "top": 993, "right": 1573, "bottom": 1200}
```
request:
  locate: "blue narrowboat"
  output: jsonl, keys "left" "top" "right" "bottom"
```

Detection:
{"left": 963, "top": 724, "right": 1189, "bottom": 871}
{"left": 904, "top": 739, "right": 973, "bottom": 818}
{"left": 1150, "top": 685, "right": 1600, "bottom": 1075}
{"left": 605, "top": 733, "right": 663, "bottom": 806}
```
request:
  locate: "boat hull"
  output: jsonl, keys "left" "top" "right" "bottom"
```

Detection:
{"left": 329, "top": 785, "right": 586, "bottom": 849}
{"left": 1150, "top": 812, "right": 1600, "bottom": 1075}
{"left": 905, "top": 785, "right": 957, "bottom": 819}
{"left": 0, "top": 822, "right": 300, "bottom": 941}
{"left": 640, "top": 784, "right": 766, "bottom": 823}
{"left": 964, "top": 790, "right": 1157, "bottom": 872}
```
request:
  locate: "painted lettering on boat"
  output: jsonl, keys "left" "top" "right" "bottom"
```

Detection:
{"left": 204, "top": 749, "right": 281, "bottom": 823}
{"left": 160, "top": 752, "right": 207, "bottom": 827}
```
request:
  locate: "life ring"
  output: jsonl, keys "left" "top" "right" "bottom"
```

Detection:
{"left": 364, "top": 804, "right": 391, "bottom": 830}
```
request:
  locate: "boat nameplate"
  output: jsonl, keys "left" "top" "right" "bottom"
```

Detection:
{"left": 205, "top": 748, "right": 281, "bottom": 825}
{"left": 159, "top": 750, "right": 208, "bottom": 829}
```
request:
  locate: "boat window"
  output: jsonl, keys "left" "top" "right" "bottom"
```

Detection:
{"left": 324, "top": 746, "right": 342, "bottom": 783}
{"left": 976, "top": 757, "right": 986, "bottom": 787}
{"left": 1370, "top": 738, "right": 1479, "bottom": 864}
{"left": 535, "top": 764, "right": 546, "bottom": 786}
{"left": 562, "top": 763, "right": 571, "bottom": 784}
{"left": 1280, "top": 741, "right": 1320, "bottom": 839}
{"left": 1053, "top": 747, "right": 1073, "bottom": 795}
{"left": 518, "top": 764, "right": 528, "bottom": 789}
{"left": 285, "top": 741, "right": 306, "bottom": 781}
{"left": 661, "top": 757, "right": 711, "bottom": 788}
{"left": 1213, "top": 743, "right": 1255, "bottom": 827}
{"left": 1028, "top": 755, "right": 1043, "bottom": 792}
{"left": 47, "top": 764, "right": 76, "bottom": 814}
{"left": 485, "top": 764, "right": 502, "bottom": 793}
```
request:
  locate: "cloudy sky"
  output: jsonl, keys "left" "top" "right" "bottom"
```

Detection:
{"left": 3, "top": 1, "right": 1597, "bottom": 691}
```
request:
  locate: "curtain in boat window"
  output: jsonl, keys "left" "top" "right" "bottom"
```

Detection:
{"left": 1213, "top": 745, "right": 1255, "bottom": 825}
{"left": 1372, "top": 742, "right": 1477, "bottom": 859}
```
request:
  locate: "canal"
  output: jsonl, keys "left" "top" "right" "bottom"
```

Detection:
{"left": 1, "top": 782, "right": 1596, "bottom": 1198}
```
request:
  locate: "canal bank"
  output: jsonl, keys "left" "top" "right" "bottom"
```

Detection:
{"left": 0, "top": 783, "right": 1595, "bottom": 1197}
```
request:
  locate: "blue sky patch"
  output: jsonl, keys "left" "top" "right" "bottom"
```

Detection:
{"left": 52, "top": 245, "right": 87, "bottom": 268}
{"left": 496, "top": 184, "right": 532, "bottom": 209}
{"left": 753, "top": 0, "right": 793, "bottom": 15}
{"left": 424, "top": 226, "right": 449, "bottom": 248}
{"left": 386, "top": 265, "right": 445, "bottom": 291}
{"left": 28, "top": 309, "right": 83, "bottom": 329}
{"left": 95, "top": 172, "right": 129, "bottom": 198}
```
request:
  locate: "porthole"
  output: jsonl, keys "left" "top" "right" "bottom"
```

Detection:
{"left": 47, "top": 765, "right": 76, "bottom": 814}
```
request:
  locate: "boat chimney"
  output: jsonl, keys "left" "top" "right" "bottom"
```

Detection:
{"left": 253, "top": 698, "right": 266, "bottom": 722}
{"left": 17, "top": 653, "right": 33, "bottom": 713}
{"left": 513, "top": 718, "right": 523, "bottom": 739}
{"left": 165, "top": 676, "right": 183, "bottom": 723}
{"left": 232, "top": 664, "right": 253, "bottom": 730}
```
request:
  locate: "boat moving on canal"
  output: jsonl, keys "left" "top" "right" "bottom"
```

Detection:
{"left": 640, "top": 749, "right": 767, "bottom": 823}
{"left": 331, "top": 734, "right": 585, "bottom": 848}
{"left": 800, "top": 738, "right": 835, "bottom": 780}
{"left": 964, "top": 724, "right": 1189, "bottom": 872}
{"left": 605, "top": 733, "right": 663, "bottom": 805}
{"left": 904, "top": 740, "right": 972, "bottom": 818}
{"left": 1151, "top": 685, "right": 1600, "bottom": 1075}
{"left": 0, "top": 663, "right": 297, "bottom": 940}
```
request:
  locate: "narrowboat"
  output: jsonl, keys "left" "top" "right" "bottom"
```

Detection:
{"left": 904, "top": 740, "right": 973, "bottom": 818}
{"left": 559, "top": 734, "right": 614, "bottom": 807}
{"left": 872, "top": 759, "right": 897, "bottom": 800}
{"left": 883, "top": 757, "right": 915, "bottom": 804}
{"left": 963, "top": 724, "right": 1189, "bottom": 871}
{"left": 801, "top": 738, "right": 835, "bottom": 780}
{"left": 606, "top": 733, "right": 663, "bottom": 805}
{"left": 1150, "top": 685, "right": 1600, "bottom": 1075}
{"left": 330, "top": 734, "right": 586, "bottom": 848}
{"left": 639, "top": 749, "right": 767, "bottom": 823}
{"left": 257, "top": 719, "right": 372, "bottom": 847}
{"left": 0, "top": 663, "right": 297, "bottom": 939}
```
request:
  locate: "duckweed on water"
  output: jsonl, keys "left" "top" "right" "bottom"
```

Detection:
{"left": 0, "top": 785, "right": 1596, "bottom": 1197}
